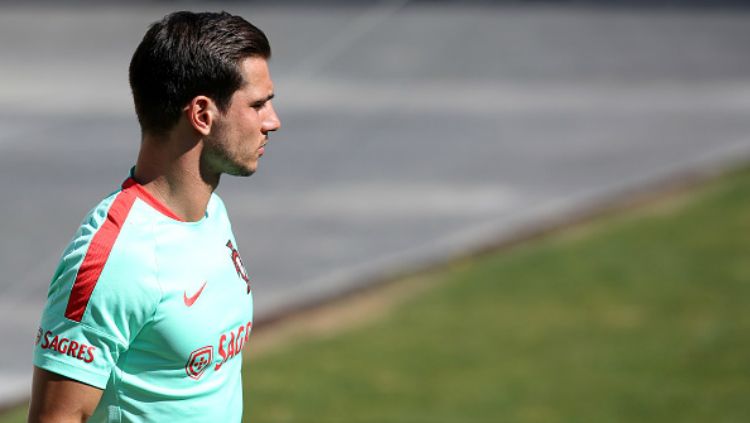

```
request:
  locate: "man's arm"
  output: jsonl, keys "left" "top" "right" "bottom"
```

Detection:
{"left": 27, "top": 366, "right": 103, "bottom": 423}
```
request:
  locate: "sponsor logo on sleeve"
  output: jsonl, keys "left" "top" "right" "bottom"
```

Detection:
{"left": 37, "top": 328, "right": 96, "bottom": 363}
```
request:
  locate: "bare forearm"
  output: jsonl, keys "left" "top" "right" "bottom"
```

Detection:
{"left": 28, "top": 367, "right": 102, "bottom": 423}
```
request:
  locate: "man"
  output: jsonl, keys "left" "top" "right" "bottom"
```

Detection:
{"left": 28, "top": 11, "right": 280, "bottom": 422}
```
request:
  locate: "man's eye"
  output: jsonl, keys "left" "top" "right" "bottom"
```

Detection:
{"left": 251, "top": 102, "right": 265, "bottom": 110}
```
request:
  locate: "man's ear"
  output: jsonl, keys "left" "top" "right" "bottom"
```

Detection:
{"left": 184, "top": 96, "right": 217, "bottom": 136}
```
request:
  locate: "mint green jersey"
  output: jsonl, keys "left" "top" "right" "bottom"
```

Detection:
{"left": 33, "top": 176, "right": 254, "bottom": 422}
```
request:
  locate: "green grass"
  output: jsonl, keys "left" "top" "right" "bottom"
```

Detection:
{"left": 0, "top": 407, "right": 24, "bottom": 423}
{"left": 4, "top": 166, "right": 750, "bottom": 422}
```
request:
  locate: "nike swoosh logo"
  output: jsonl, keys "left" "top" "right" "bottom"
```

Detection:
{"left": 184, "top": 281, "right": 207, "bottom": 307}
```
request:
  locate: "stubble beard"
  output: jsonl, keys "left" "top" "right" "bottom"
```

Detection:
{"left": 204, "top": 121, "right": 255, "bottom": 178}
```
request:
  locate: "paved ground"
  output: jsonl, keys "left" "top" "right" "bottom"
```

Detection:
{"left": 2, "top": 1, "right": 750, "bottom": 404}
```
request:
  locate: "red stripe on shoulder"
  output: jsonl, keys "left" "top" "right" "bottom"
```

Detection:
{"left": 64, "top": 190, "right": 137, "bottom": 322}
{"left": 121, "top": 178, "right": 184, "bottom": 222}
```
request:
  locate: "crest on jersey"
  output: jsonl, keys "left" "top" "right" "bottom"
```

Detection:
{"left": 226, "top": 240, "right": 251, "bottom": 293}
{"left": 186, "top": 346, "right": 213, "bottom": 380}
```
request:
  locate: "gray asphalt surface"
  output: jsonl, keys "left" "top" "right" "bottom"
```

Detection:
{"left": 2, "top": 1, "right": 750, "bottom": 404}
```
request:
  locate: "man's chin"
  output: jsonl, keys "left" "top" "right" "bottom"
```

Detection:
{"left": 226, "top": 164, "right": 256, "bottom": 177}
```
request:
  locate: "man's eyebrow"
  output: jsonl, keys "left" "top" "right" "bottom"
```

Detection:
{"left": 251, "top": 93, "right": 275, "bottom": 105}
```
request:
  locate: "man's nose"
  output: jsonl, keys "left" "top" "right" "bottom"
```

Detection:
{"left": 263, "top": 103, "right": 281, "bottom": 132}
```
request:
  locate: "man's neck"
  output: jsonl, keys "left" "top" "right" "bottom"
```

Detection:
{"left": 133, "top": 127, "right": 219, "bottom": 222}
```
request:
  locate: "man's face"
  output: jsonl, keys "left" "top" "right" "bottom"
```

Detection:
{"left": 204, "top": 57, "right": 280, "bottom": 177}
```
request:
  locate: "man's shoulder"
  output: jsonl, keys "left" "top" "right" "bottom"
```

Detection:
{"left": 44, "top": 184, "right": 161, "bottom": 327}
{"left": 65, "top": 188, "right": 126, "bottom": 246}
{"left": 72, "top": 185, "right": 149, "bottom": 240}
{"left": 61, "top": 185, "right": 157, "bottom": 276}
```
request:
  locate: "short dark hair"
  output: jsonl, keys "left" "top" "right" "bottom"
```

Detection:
{"left": 129, "top": 11, "right": 271, "bottom": 135}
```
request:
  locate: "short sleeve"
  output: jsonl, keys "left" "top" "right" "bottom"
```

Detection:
{"left": 33, "top": 191, "right": 161, "bottom": 389}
